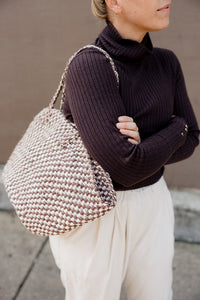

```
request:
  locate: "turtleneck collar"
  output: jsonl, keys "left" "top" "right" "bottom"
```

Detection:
{"left": 94, "top": 20, "right": 153, "bottom": 63}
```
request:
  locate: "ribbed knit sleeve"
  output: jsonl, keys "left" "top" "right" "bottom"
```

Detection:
{"left": 64, "top": 49, "right": 189, "bottom": 187}
{"left": 165, "top": 52, "right": 200, "bottom": 164}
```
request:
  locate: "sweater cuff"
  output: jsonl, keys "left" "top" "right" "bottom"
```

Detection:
{"left": 167, "top": 116, "right": 188, "bottom": 153}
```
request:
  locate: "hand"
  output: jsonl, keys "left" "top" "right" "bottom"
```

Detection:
{"left": 116, "top": 116, "right": 141, "bottom": 145}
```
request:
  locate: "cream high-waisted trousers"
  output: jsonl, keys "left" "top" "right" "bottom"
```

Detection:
{"left": 49, "top": 175, "right": 175, "bottom": 300}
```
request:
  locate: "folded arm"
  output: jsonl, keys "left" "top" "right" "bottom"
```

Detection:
{"left": 64, "top": 49, "right": 189, "bottom": 187}
{"left": 164, "top": 52, "right": 200, "bottom": 164}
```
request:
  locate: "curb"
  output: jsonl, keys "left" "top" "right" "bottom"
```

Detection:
{"left": 170, "top": 189, "right": 200, "bottom": 243}
{"left": 0, "top": 165, "right": 14, "bottom": 211}
{"left": 1, "top": 164, "right": 200, "bottom": 243}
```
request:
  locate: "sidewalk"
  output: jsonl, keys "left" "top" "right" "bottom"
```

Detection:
{"left": 1, "top": 165, "right": 200, "bottom": 299}
{"left": 1, "top": 210, "right": 200, "bottom": 300}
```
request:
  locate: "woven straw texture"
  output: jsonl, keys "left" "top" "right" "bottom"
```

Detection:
{"left": 1, "top": 45, "right": 118, "bottom": 236}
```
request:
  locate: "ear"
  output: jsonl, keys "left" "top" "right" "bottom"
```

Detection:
{"left": 105, "top": 0, "right": 122, "bottom": 15}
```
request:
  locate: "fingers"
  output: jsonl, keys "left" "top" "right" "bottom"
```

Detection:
{"left": 118, "top": 116, "right": 134, "bottom": 122}
{"left": 128, "top": 138, "right": 139, "bottom": 145}
{"left": 116, "top": 115, "right": 141, "bottom": 144}
{"left": 116, "top": 120, "right": 139, "bottom": 131}
{"left": 119, "top": 128, "right": 140, "bottom": 140}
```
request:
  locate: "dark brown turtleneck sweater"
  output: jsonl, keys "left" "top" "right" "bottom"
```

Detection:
{"left": 62, "top": 20, "right": 200, "bottom": 191}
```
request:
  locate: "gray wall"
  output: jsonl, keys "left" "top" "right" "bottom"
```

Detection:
{"left": 0, "top": 0, "right": 199, "bottom": 188}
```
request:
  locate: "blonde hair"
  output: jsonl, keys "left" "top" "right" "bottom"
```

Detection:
{"left": 91, "top": 0, "right": 109, "bottom": 22}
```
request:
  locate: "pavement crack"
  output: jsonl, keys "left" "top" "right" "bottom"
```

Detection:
{"left": 12, "top": 237, "right": 48, "bottom": 300}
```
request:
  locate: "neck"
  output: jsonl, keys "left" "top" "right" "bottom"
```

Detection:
{"left": 108, "top": 19, "right": 147, "bottom": 43}
{"left": 95, "top": 20, "right": 153, "bottom": 63}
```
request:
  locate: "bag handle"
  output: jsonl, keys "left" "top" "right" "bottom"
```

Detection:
{"left": 48, "top": 44, "right": 119, "bottom": 110}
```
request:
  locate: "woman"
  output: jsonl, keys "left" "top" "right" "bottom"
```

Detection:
{"left": 49, "top": 0, "right": 200, "bottom": 299}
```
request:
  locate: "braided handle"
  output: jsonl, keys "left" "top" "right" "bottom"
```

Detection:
{"left": 48, "top": 44, "right": 119, "bottom": 110}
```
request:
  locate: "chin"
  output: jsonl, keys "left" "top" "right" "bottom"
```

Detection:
{"left": 149, "top": 21, "right": 170, "bottom": 32}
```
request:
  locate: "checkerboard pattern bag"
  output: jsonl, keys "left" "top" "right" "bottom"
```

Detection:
{"left": 1, "top": 45, "right": 119, "bottom": 236}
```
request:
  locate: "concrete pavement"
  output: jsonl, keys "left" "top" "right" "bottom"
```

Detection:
{"left": 0, "top": 210, "right": 200, "bottom": 300}
{"left": 1, "top": 162, "right": 200, "bottom": 299}
{"left": 0, "top": 211, "right": 200, "bottom": 300}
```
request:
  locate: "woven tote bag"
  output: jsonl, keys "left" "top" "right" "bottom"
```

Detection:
{"left": 1, "top": 45, "right": 119, "bottom": 236}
